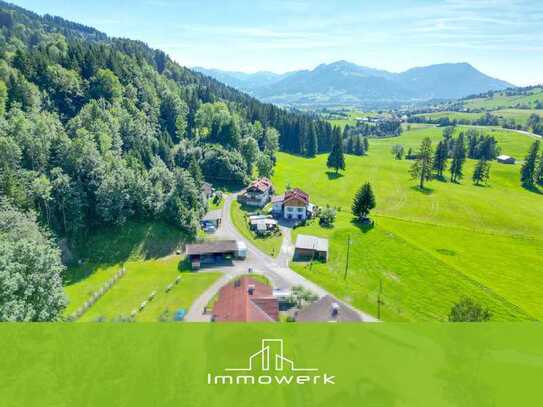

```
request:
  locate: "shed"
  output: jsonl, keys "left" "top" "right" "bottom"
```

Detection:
{"left": 294, "top": 234, "right": 329, "bottom": 261}
{"left": 185, "top": 240, "right": 242, "bottom": 270}
{"left": 497, "top": 155, "right": 516, "bottom": 164}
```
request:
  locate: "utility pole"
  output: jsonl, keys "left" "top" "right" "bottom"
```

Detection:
{"left": 343, "top": 234, "right": 351, "bottom": 280}
{"left": 377, "top": 278, "right": 384, "bottom": 320}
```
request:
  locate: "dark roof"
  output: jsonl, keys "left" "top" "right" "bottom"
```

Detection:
{"left": 185, "top": 240, "right": 238, "bottom": 256}
{"left": 246, "top": 177, "right": 273, "bottom": 193}
{"left": 295, "top": 295, "right": 362, "bottom": 322}
{"left": 212, "top": 276, "right": 279, "bottom": 322}
{"left": 284, "top": 188, "right": 309, "bottom": 205}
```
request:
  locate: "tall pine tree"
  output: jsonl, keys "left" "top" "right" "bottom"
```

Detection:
{"left": 432, "top": 140, "right": 448, "bottom": 178}
{"left": 450, "top": 135, "right": 466, "bottom": 183}
{"left": 409, "top": 137, "right": 433, "bottom": 189}
{"left": 472, "top": 159, "right": 490, "bottom": 186}
{"left": 327, "top": 126, "right": 346, "bottom": 174}
{"left": 520, "top": 140, "right": 540, "bottom": 187}
{"left": 352, "top": 182, "right": 376, "bottom": 221}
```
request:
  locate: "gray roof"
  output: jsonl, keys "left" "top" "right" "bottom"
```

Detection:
{"left": 295, "top": 234, "right": 329, "bottom": 252}
{"left": 295, "top": 295, "right": 362, "bottom": 322}
{"left": 202, "top": 209, "right": 222, "bottom": 221}
{"left": 185, "top": 240, "right": 238, "bottom": 256}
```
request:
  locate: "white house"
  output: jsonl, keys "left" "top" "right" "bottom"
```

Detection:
{"left": 271, "top": 188, "right": 312, "bottom": 221}
{"left": 238, "top": 178, "right": 273, "bottom": 207}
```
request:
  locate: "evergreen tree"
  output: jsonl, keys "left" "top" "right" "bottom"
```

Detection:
{"left": 352, "top": 182, "right": 376, "bottom": 221}
{"left": 306, "top": 122, "right": 318, "bottom": 157}
{"left": 327, "top": 126, "right": 346, "bottom": 174}
{"left": 188, "top": 155, "right": 203, "bottom": 187}
{"left": 432, "top": 140, "right": 448, "bottom": 178}
{"left": 354, "top": 136, "right": 364, "bottom": 156}
{"left": 363, "top": 137, "right": 369, "bottom": 152}
{"left": 409, "top": 137, "right": 433, "bottom": 189}
{"left": 520, "top": 140, "right": 540, "bottom": 187}
{"left": 536, "top": 152, "right": 543, "bottom": 186}
{"left": 450, "top": 135, "right": 466, "bottom": 183}
{"left": 472, "top": 159, "right": 490, "bottom": 186}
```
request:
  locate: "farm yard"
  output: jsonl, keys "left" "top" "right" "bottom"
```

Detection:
{"left": 230, "top": 200, "right": 283, "bottom": 258}
{"left": 63, "top": 221, "right": 220, "bottom": 322}
{"left": 272, "top": 126, "right": 543, "bottom": 321}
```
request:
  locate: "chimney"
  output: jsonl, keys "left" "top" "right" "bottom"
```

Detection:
{"left": 248, "top": 284, "right": 256, "bottom": 295}
{"left": 331, "top": 302, "right": 340, "bottom": 317}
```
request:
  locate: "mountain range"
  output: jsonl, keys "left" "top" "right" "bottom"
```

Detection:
{"left": 194, "top": 61, "right": 514, "bottom": 108}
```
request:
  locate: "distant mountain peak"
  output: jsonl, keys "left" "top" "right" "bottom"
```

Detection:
{"left": 196, "top": 60, "right": 514, "bottom": 108}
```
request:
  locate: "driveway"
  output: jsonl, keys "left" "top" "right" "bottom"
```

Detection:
{"left": 185, "top": 193, "right": 378, "bottom": 322}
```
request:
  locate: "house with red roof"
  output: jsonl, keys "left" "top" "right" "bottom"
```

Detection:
{"left": 211, "top": 276, "right": 279, "bottom": 322}
{"left": 237, "top": 177, "right": 274, "bottom": 207}
{"left": 271, "top": 188, "right": 314, "bottom": 221}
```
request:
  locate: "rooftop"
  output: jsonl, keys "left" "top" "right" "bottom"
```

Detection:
{"left": 202, "top": 209, "right": 222, "bottom": 221}
{"left": 284, "top": 188, "right": 309, "bottom": 205}
{"left": 212, "top": 276, "right": 279, "bottom": 322}
{"left": 185, "top": 240, "right": 239, "bottom": 256}
{"left": 295, "top": 234, "right": 329, "bottom": 252}
{"left": 246, "top": 177, "right": 273, "bottom": 193}
{"left": 296, "top": 295, "right": 362, "bottom": 322}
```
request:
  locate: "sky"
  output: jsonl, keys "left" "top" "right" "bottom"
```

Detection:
{"left": 9, "top": 0, "right": 543, "bottom": 86}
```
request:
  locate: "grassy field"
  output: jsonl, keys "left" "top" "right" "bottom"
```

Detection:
{"left": 63, "top": 221, "right": 220, "bottom": 321}
{"left": 462, "top": 88, "right": 543, "bottom": 110}
{"left": 273, "top": 126, "right": 543, "bottom": 321}
{"left": 414, "top": 109, "right": 543, "bottom": 126}
{"left": 78, "top": 258, "right": 219, "bottom": 322}
{"left": 230, "top": 200, "right": 283, "bottom": 257}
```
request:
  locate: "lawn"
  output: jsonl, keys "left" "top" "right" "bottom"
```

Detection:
{"left": 63, "top": 221, "right": 220, "bottom": 321}
{"left": 273, "top": 126, "right": 543, "bottom": 321}
{"left": 230, "top": 200, "right": 283, "bottom": 258}
{"left": 78, "top": 258, "right": 220, "bottom": 322}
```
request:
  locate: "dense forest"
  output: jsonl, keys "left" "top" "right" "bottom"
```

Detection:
{"left": 0, "top": 0, "right": 333, "bottom": 238}
{"left": 0, "top": 1, "right": 336, "bottom": 320}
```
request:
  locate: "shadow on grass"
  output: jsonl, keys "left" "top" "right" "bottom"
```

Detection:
{"left": 350, "top": 218, "right": 375, "bottom": 234}
{"left": 522, "top": 183, "right": 543, "bottom": 195}
{"left": 64, "top": 221, "right": 191, "bottom": 285}
{"left": 325, "top": 171, "right": 344, "bottom": 180}
{"left": 409, "top": 185, "right": 435, "bottom": 195}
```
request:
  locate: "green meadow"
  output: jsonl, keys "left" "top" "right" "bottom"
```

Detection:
{"left": 272, "top": 126, "right": 543, "bottom": 321}
{"left": 414, "top": 109, "right": 543, "bottom": 126}
{"left": 63, "top": 221, "right": 220, "bottom": 321}
{"left": 462, "top": 88, "right": 543, "bottom": 110}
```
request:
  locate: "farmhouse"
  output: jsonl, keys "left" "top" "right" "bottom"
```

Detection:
{"left": 497, "top": 155, "right": 516, "bottom": 164}
{"left": 212, "top": 276, "right": 279, "bottom": 322}
{"left": 271, "top": 188, "right": 314, "bottom": 220}
{"left": 238, "top": 177, "right": 274, "bottom": 207}
{"left": 295, "top": 295, "right": 362, "bottom": 322}
{"left": 294, "top": 234, "right": 328, "bottom": 261}
{"left": 185, "top": 240, "right": 247, "bottom": 270}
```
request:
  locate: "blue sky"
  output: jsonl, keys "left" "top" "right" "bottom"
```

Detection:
{"left": 9, "top": 0, "right": 543, "bottom": 85}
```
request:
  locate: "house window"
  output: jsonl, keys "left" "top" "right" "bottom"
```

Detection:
{"left": 287, "top": 207, "right": 294, "bottom": 212}
{"left": 297, "top": 207, "right": 303, "bottom": 212}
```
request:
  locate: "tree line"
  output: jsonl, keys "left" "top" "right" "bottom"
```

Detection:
{"left": 408, "top": 128, "right": 499, "bottom": 189}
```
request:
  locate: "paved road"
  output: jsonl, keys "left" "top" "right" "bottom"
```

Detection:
{"left": 185, "top": 193, "right": 378, "bottom": 322}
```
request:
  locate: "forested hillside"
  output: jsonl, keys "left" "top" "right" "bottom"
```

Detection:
{"left": 0, "top": 1, "right": 331, "bottom": 238}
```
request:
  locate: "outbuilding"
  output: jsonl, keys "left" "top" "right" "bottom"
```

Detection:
{"left": 185, "top": 240, "right": 246, "bottom": 270}
{"left": 497, "top": 155, "right": 516, "bottom": 164}
{"left": 294, "top": 234, "right": 329, "bottom": 262}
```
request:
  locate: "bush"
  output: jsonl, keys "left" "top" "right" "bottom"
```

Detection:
{"left": 318, "top": 205, "right": 336, "bottom": 227}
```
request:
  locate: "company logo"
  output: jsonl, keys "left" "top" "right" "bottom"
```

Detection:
{"left": 207, "top": 339, "right": 335, "bottom": 385}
